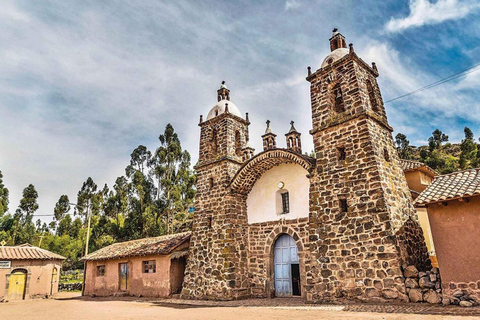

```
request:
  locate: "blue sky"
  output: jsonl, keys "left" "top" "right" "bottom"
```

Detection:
{"left": 0, "top": 0, "right": 479, "bottom": 221}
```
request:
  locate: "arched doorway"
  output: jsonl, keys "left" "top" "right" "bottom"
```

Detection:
{"left": 50, "top": 267, "right": 58, "bottom": 295}
{"left": 8, "top": 269, "right": 27, "bottom": 300}
{"left": 274, "top": 234, "right": 300, "bottom": 297}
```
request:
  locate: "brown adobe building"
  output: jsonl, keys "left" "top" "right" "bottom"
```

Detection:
{"left": 83, "top": 232, "right": 190, "bottom": 297}
{"left": 0, "top": 244, "right": 65, "bottom": 300}
{"left": 181, "top": 30, "right": 431, "bottom": 303}
{"left": 415, "top": 168, "right": 480, "bottom": 305}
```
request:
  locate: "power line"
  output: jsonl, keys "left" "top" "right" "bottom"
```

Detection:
{"left": 384, "top": 62, "right": 480, "bottom": 104}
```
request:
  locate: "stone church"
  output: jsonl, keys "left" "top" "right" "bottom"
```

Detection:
{"left": 181, "top": 30, "right": 430, "bottom": 302}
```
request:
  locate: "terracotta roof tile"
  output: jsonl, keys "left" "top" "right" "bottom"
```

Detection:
{"left": 0, "top": 245, "right": 66, "bottom": 260}
{"left": 82, "top": 231, "right": 191, "bottom": 261}
{"left": 399, "top": 159, "right": 437, "bottom": 176}
{"left": 415, "top": 168, "right": 480, "bottom": 206}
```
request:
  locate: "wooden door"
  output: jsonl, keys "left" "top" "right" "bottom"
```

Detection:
{"left": 8, "top": 270, "right": 27, "bottom": 300}
{"left": 274, "top": 234, "right": 299, "bottom": 296}
{"left": 50, "top": 267, "right": 58, "bottom": 295}
{"left": 119, "top": 263, "right": 129, "bottom": 291}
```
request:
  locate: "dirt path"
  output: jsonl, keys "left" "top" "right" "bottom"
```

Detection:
{"left": 1, "top": 293, "right": 479, "bottom": 320}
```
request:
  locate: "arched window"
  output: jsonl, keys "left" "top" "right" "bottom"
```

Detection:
{"left": 332, "top": 83, "right": 345, "bottom": 113}
{"left": 235, "top": 131, "right": 242, "bottom": 156}
{"left": 367, "top": 80, "right": 378, "bottom": 111}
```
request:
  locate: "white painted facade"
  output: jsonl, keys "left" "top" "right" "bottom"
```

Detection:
{"left": 246, "top": 163, "right": 309, "bottom": 224}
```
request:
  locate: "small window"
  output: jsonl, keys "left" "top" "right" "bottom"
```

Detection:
{"left": 338, "top": 147, "right": 346, "bottom": 161}
{"left": 143, "top": 260, "right": 156, "bottom": 274}
{"left": 215, "top": 110, "right": 219, "bottom": 116}
{"left": 384, "top": 148, "right": 390, "bottom": 162}
{"left": 209, "top": 177, "right": 214, "bottom": 188}
{"left": 281, "top": 192, "right": 290, "bottom": 214}
{"left": 207, "top": 216, "right": 212, "bottom": 228}
{"left": 339, "top": 199, "right": 348, "bottom": 213}
{"left": 332, "top": 83, "right": 344, "bottom": 112}
{"left": 96, "top": 265, "right": 105, "bottom": 277}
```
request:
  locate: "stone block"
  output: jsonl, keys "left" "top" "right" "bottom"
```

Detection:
{"left": 403, "top": 265, "right": 418, "bottom": 278}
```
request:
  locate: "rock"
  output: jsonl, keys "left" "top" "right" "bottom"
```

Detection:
{"left": 431, "top": 268, "right": 439, "bottom": 274}
{"left": 419, "top": 277, "right": 435, "bottom": 289}
{"left": 419, "top": 272, "right": 427, "bottom": 278}
{"left": 408, "top": 289, "right": 423, "bottom": 303}
{"left": 453, "top": 290, "right": 465, "bottom": 297}
{"left": 424, "top": 290, "right": 442, "bottom": 304}
{"left": 451, "top": 297, "right": 460, "bottom": 305}
{"left": 382, "top": 289, "right": 399, "bottom": 299}
{"left": 404, "top": 265, "right": 419, "bottom": 278}
{"left": 442, "top": 298, "right": 451, "bottom": 306}
{"left": 429, "top": 274, "right": 437, "bottom": 282}
{"left": 405, "top": 278, "right": 419, "bottom": 289}
{"left": 398, "top": 292, "right": 409, "bottom": 302}
{"left": 460, "top": 301, "right": 473, "bottom": 307}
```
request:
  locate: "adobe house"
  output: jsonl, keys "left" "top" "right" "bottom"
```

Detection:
{"left": 415, "top": 168, "right": 480, "bottom": 304}
{"left": 82, "top": 232, "right": 190, "bottom": 297}
{"left": 0, "top": 244, "right": 65, "bottom": 300}
{"left": 400, "top": 159, "right": 438, "bottom": 266}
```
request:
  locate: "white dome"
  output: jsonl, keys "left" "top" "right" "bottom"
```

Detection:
{"left": 206, "top": 99, "right": 242, "bottom": 120}
{"left": 321, "top": 48, "right": 349, "bottom": 68}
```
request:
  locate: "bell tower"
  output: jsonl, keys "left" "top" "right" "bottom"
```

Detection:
{"left": 182, "top": 82, "right": 251, "bottom": 300}
{"left": 305, "top": 30, "right": 430, "bottom": 302}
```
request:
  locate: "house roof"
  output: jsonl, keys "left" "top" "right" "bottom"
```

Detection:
{"left": 0, "top": 245, "right": 66, "bottom": 260}
{"left": 400, "top": 159, "right": 437, "bottom": 177}
{"left": 415, "top": 168, "right": 480, "bottom": 206}
{"left": 82, "top": 232, "right": 191, "bottom": 261}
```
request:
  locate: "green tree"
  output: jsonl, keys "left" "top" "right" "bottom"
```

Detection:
{"left": 54, "top": 195, "right": 71, "bottom": 221}
{"left": 18, "top": 184, "right": 39, "bottom": 225}
{"left": 428, "top": 129, "right": 449, "bottom": 151}
{"left": 0, "top": 170, "right": 9, "bottom": 216}
{"left": 76, "top": 177, "right": 98, "bottom": 221}
{"left": 395, "top": 133, "right": 414, "bottom": 160}
{"left": 459, "top": 127, "right": 478, "bottom": 169}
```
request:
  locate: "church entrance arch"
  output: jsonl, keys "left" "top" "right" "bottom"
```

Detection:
{"left": 274, "top": 234, "right": 301, "bottom": 297}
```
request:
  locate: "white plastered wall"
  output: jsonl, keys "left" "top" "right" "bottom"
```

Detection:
{"left": 247, "top": 163, "right": 309, "bottom": 224}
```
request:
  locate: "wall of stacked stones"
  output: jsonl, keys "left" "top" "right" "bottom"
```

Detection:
{"left": 182, "top": 159, "right": 250, "bottom": 300}
{"left": 443, "top": 281, "right": 480, "bottom": 306}
{"left": 306, "top": 117, "right": 407, "bottom": 302}
{"left": 247, "top": 218, "right": 309, "bottom": 298}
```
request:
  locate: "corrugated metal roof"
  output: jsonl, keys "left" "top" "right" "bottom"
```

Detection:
{"left": 0, "top": 245, "right": 66, "bottom": 260}
{"left": 82, "top": 232, "right": 191, "bottom": 261}
{"left": 400, "top": 159, "right": 437, "bottom": 176}
{"left": 415, "top": 168, "right": 480, "bottom": 206}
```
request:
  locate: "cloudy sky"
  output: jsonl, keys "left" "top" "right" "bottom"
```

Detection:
{"left": 1, "top": 0, "right": 479, "bottom": 221}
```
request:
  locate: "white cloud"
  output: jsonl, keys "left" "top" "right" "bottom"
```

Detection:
{"left": 285, "top": 0, "right": 301, "bottom": 11}
{"left": 385, "top": 0, "right": 480, "bottom": 32}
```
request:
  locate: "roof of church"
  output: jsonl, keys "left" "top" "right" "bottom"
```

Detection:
{"left": 82, "top": 232, "right": 190, "bottom": 261}
{"left": 399, "top": 159, "right": 437, "bottom": 176}
{"left": 0, "top": 245, "right": 66, "bottom": 260}
{"left": 321, "top": 48, "right": 349, "bottom": 68}
{"left": 415, "top": 168, "right": 480, "bottom": 206}
{"left": 206, "top": 99, "right": 242, "bottom": 120}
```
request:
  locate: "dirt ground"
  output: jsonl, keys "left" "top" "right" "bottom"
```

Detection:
{"left": 1, "top": 292, "right": 479, "bottom": 320}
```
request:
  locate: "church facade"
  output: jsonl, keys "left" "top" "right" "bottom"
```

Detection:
{"left": 181, "top": 30, "right": 430, "bottom": 303}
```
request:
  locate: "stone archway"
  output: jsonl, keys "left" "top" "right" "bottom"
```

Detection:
{"left": 264, "top": 226, "right": 306, "bottom": 299}
{"left": 229, "top": 148, "right": 315, "bottom": 195}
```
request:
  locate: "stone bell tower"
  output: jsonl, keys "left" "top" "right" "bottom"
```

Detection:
{"left": 182, "top": 82, "right": 251, "bottom": 300}
{"left": 305, "top": 29, "right": 430, "bottom": 302}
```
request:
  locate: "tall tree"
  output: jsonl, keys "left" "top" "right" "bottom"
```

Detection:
{"left": 0, "top": 170, "right": 9, "bottom": 216}
{"left": 428, "top": 129, "right": 449, "bottom": 151}
{"left": 152, "top": 124, "right": 196, "bottom": 234}
{"left": 395, "top": 133, "right": 414, "bottom": 160}
{"left": 18, "top": 184, "right": 39, "bottom": 225}
{"left": 54, "top": 195, "right": 71, "bottom": 221}
{"left": 76, "top": 177, "right": 98, "bottom": 221}
{"left": 459, "top": 127, "right": 478, "bottom": 169}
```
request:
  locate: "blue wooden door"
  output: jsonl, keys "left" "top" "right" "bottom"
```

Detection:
{"left": 274, "top": 234, "right": 299, "bottom": 296}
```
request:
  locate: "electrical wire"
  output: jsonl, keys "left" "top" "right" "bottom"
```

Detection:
{"left": 384, "top": 62, "right": 480, "bottom": 104}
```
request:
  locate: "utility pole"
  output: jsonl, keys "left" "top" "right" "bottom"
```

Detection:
{"left": 69, "top": 201, "right": 91, "bottom": 296}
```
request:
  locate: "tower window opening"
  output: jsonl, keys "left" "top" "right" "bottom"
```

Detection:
{"left": 215, "top": 110, "right": 219, "bottom": 116}
{"left": 338, "top": 147, "right": 346, "bottom": 161}
{"left": 384, "top": 148, "right": 390, "bottom": 162}
{"left": 209, "top": 177, "right": 214, "bottom": 188}
{"left": 332, "top": 83, "right": 345, "bottom": 113}
{"left": 207, "top": 216, "right": 212, "bottom": 228}
{"left": 367, "top": 80, "right": 378, "bottom": 111}
{"left": 211, "top": 129, "right": 218, "bottom": 153}
{"left": 339, "top": 199, "right": 348, "bottom": 213}
{"left": 235, "top": 131, "right": 242, "bottom": 156}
